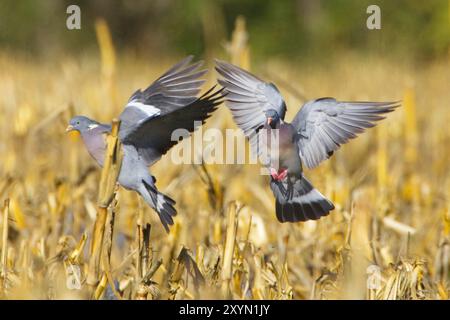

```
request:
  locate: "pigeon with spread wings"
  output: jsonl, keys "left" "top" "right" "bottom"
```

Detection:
{"left": 67, "top": 56, "right": 224, "bottom": 232}
{"left": 215, "top": 60, "right": 399, "bottom": 223}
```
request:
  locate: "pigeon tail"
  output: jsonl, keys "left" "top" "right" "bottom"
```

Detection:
{"left": 141, "top": 179, "right": 177, "bottom": 233}
{"left": 270, "top": 175, "right": 334, "bottom": 222}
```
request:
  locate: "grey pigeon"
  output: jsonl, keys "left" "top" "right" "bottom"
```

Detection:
{"left": 216, "top": 60, "right": 399, "bottom": 223}
{"left": 67, "top": 56, "right": 224, "bottom": 232}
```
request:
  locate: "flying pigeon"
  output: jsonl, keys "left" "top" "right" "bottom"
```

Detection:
{"left": 215, "top": 60, "right": 399, "bottom": 223}
{"left": 67, "top": 56, "right": 224, "bottom": 232}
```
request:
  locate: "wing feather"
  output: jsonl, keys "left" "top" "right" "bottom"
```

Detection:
{"left": 118, "top": 57, "right": 222, "bottom": 165}
{"left": 121, "top": 86, "right": 225, "bottom": 165}
{"left": 121, "top": 56, "right": 207, "bottom": 124}
{"left": 292, "top": 98, "right": 400, "bottom": 168}
{"left": 215, "top": 60, "right": 287, "bottom": 158}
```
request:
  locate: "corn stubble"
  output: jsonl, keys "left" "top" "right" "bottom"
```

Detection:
{"left": 0, "top": 18, "right": 449, "bottom": 300}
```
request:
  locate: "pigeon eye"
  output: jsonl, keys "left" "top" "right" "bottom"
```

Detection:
{"left": 76, "top": 121, "right": 80, "bottom": 125}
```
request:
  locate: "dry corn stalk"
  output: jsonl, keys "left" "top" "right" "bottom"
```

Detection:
{"left": 193, "top": 163, "right": 224, "bottom": 214}
{"left": 222, "top": 202, "right": 239, "bottom": 298}
{"left": 0, "top": 199, "right": 10, "bottom": 292}
{"left": 169, "top": 247, "right": 204, "bottom": 300}
{"left": 135, "top": 223, "right": 160, "bottom": 300}
{"left": 87, "top": 119, "right": 122, "bottom": 296}
{"left": 100, "top": 208, "right": 122, "bottom": 300}
{"left": 94, "top": 273, "right": 108, "bottom": 300}
{"left": 380, "top": 259, "right": 427, "bottom": 300}
{"left": 95, "top": 18, "right": 117, "bottom": 110}
{"left": 97, "top": 120, "right": 123, "bottom": 207}
{"left": 227, "top": 16, "right": 250, "bottom": 69}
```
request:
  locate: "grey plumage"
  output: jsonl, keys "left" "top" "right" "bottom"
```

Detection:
{"left": 291, "top": 98, "right": 398, "bottom": 169}
{"left": 68, "top": 56, "right": 224, "bottom": 232}
{"left": 215, "top": 61, "right": 286, "bottom": 137}
{"left": 122, "top": 86, "right": 224, "bottom": 166}
{"left": 216, "top": 60, "right": 399, "bottom": 223}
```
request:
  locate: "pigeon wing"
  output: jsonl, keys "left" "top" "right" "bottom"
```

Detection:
{"left": 120, "top": 86, "right": 224, "bottom": 165}
{"left": 215, "top": 60, "right": 286, "bottom": 160}
{"left": 119, "top": 56, "right": 207, "bottom": 138}
{"left": 291, "top": 98, "right": 400, "bottom": 169}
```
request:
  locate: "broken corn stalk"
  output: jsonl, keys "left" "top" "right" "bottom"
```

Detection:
{"left": 222, "top": 202, "right": 239, "bottom": 298}
{"left": 87, "top": 119, "right": 122, "bottom": 296}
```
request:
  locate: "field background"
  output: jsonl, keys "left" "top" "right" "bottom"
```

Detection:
{"left": 0, "top": 1, "right": 449, "bottom": 299}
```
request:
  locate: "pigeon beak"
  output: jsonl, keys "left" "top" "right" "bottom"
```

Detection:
{"left": 267, "top": 117, "right": 272, "bottom": 125}
{"left": 66, "top": 125, "right": 75, "bottom": 132}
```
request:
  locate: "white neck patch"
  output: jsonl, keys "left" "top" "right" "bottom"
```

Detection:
{"left": 87, "top": 124, "right": 99, "bottom": 130}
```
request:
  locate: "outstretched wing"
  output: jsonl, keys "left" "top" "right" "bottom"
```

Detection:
{"left": 292, "top": 98, "right": 400, "bottom": 169}
{"left": 215, "top": 60, "right": 287, "bottom": 163}
{"left": 121, "top": 86, "right": 224, "bottom": 165}
{"left": 215, "top": 60, "right": 286, "bottom": 138}
{"left": 119, "top": 56, "right": 207, "bottom": 139}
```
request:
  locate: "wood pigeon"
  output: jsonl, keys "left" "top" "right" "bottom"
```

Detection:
{"left": 67, "top": 56, "right": 224, "bottom": 232}
{"left": 215, "top": 60, "right": 399, "bottom": 223}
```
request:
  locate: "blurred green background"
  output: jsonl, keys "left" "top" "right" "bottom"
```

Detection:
{"left": 0, "top": 0, "right": 448, "bottom": 63}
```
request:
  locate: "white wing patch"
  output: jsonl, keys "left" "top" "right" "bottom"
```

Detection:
{"left": 127, "top": 100, "right": 161, "bottom": 117}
